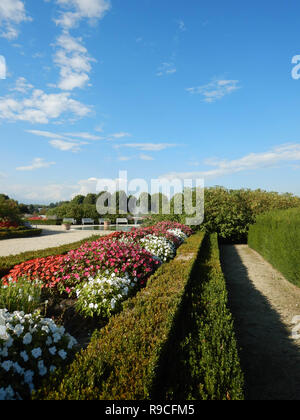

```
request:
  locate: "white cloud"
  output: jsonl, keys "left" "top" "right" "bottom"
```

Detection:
{"left": 16, "top": 158, "right": 56, "bottom": 171}
{"left": 0, "top": 56, "right": 6, "bottom": 79}
{"left": 0, "top": 88, "right": 91, "bottom": 123}
{"left": 140, "top": 154, "right": 154, "bottom": 161}
{"left": 54, "top": 32, "right": 95, "bottom": 91}
{"left": 108, "top": 132, "right": 131, "bottom": 139}
{"left": 177, "top": 20, "right": 186, "bottom": 32}
{"left": 186, "top": 79, "right": 240, "bottom": 103}
{"left": 10, "top": 77, "right": 33, "bottom": 93}
{"left": 156, "top": 62, "right": 177, "bottom": 77}
{"left": 160, "top": 143, "right": 300, "bottom": 180}
{"left": 0, "top": 0, "right": 31, "bottom": 39}
{"left": 49, "top": 139, "right": 87, "bottom": 152}
{"left": 55, "top": 0, "right": 111, "bottom": 29}
{"left": 115, "top": 143, "right": 176, "bottom": 152}
{"left": 64, "top": 131, "right": 104, "bottom": 140}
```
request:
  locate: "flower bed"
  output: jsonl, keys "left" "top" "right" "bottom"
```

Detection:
{"left": 0, "top": 221, "right": 193, "bottom": 399}
{"left": 0, "top": 309, "right": 77, "bottom": 400}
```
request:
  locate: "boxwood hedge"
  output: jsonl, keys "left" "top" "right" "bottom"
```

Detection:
{"left": 248, "top": 208, "right": 300, "bottom": 288}
{"left": 0, "top": 228, "right": 42, "bottom": 241}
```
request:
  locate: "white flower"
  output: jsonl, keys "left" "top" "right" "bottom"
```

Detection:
{"left": 20, "top": 351, "right": 29, "bottom": 362}
{"left": 49, "top": 346, "right": 57, "bottom": 356}
{"left": 58, "top": 349, "right": 67, "bottom": 360}
{"left": 13, "top": 324, "right": 24, "bottom": 337}
{"left": 31, "top": 347, "right": 42, "bottom": 359}
{"left": 24, "top": 370, "right": 34, "bottom": 385}
{"left": 0, "top": 325, "right": 9, "bottom": 341}
{"left": 23, "top": 332, "right": 32, "bottom": 345}
{"left": 53, "top": 332, "right": 61, "bottom": 343}
{"left": 1, "top": 360, "right": 13, "bottom": 372}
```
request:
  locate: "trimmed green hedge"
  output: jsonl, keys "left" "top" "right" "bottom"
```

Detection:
{"left": 27, "top": 219, "right": 63, "bottom": 226}
{"left": 0, "top": 235, "right": 104, "bottom": 278}
{"left": 248, "top": 208, "right": 300, "bottom": 287}
{"left": 154, "top": 233, "right": 244, "bottom": 400}
{"left": 35, "top": 232, "right": 244, "bottom": 400}
{"left": 35, "top": 232, "right": 205, "bottom": 400}
{"left": 0, "top": 228, "right": 42, "bottom": 241}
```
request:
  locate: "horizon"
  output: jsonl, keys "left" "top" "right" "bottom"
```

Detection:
{"left": 1, "top": 0, "right": 300, "bottom": 204}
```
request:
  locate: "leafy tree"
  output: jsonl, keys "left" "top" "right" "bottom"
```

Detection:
{"left": 83, "top": 194, "right": 97, "bottom": 205}
{"left": 0, "top": 196, "right": 21, "bottom": 225}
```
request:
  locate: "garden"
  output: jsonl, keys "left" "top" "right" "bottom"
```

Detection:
{"left": 0, "top": 220, "right": 206, "bottom": 400}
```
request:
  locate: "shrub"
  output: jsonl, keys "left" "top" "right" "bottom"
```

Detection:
{"left": 0, "top": 228, "right": 42, "bottom": 241}
{"left": 0, "top": 310, "right": 77, "bottom": 400}
{"left": 155, "top": 233, "right": 244, "bottom": 400}
{"left": 248, "top": 208, "right": 300, "bottom": 287}
{"left": 28, "top": 219, "right": 62, "bottom": 226}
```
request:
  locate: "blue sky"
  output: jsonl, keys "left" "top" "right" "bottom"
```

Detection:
{"left": 1, "top": 0, "right": 300, "bottom": 204}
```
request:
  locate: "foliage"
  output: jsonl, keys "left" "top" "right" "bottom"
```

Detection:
{"left": 0, "top": 196, "right": 22, "bottom": 226}
{"left": 0, "top": 228, "right": 42, "bottom": 241}
{"left": 248, "top": 207, "right": 300, "bottom": 287}
{"left": 155, "top": 233, "right": 244, "bottom": 400}
{"left": 0, "top": 278, "right": 42, "bottom": 314}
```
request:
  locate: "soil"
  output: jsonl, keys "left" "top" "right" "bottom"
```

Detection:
{"left": 220, "top": 244, "right": 300, "bottom": 400}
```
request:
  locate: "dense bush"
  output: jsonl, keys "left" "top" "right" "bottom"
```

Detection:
{"left": 27, "top": 219, "right": 62, "bottom": 226}
{"left": 144, "top": 187, "right": 300, "bottom": 243}
{"left": 0, "top": 196, "right": 22, "bottom": 226}
{"left": 248, "top": 208, "right": 300, "bottom": 287}
{"left": 155, "top": 233, "right": 244, "bottom": 400}
{"left": 0, "top": 228, "right": 42, "bottom": 241}
{"left": 34, "top": 232, "right": 205, "bottom": 400}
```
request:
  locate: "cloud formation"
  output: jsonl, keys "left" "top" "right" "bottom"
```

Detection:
{"left": 16, "top": 158, "right": 56, "bottom": 171}
{"left": 160, "top": 144, "right": 300, "bottom": 180}
{"left": 0, "top": 0, "right": 31, "bottom": 39}
{"left": 186, "top": 79, "right": 240, "bottom": 103}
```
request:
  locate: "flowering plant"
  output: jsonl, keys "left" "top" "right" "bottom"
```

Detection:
{"left": 0, "top": 221, "right": 19, "bottom": 229}
{"left": 140, "top": 234, "right": 176, "bottom": 263}
{"left": 75, "top": 272, "right": 137, "bottom": 318}
{"left": 0, "top": 309, "right": 77, "bottom": 400}
{"left": 0, "top": 278, "right": 42, "bottom": 314}
{"left": 167, "top": 228, "right": 188, "bottom": 243}
{"left": 60, "top": 239, "right": 159, "bottom": 295}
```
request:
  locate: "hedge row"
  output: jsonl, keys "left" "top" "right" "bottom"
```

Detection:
{"left": 248, "top": 208, "right": 300, "bottom": 288}
{"left": 0, "top": 235, "right": 103, "bottom": 278}
{"left": 154, "top": 233, "right": 244, "bottom": 400}
{"left": 27, "top": 219, "right": 63, "bottom": 225}
{"left": 35, "top": 232, "right": 205, "bottom": 400}
{"left": 0, "top": 228, "right": 43, "bottom": 241}
{"left": 35, "top": 232, "right": 244, "bottom": 400}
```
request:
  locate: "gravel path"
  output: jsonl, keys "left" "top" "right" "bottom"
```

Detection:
{"left": 0, "top": 226, "right": 113, "bottom": 257}
{"left": 220, "top": 244, "right": 300, "bottom": 400}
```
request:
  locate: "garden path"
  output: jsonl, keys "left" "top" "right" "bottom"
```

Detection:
{"left": 0, "top": 226, "right": 112, "bottom": 257}
{"left": 220, "top": 244, "right": 300, "bottom": 400}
